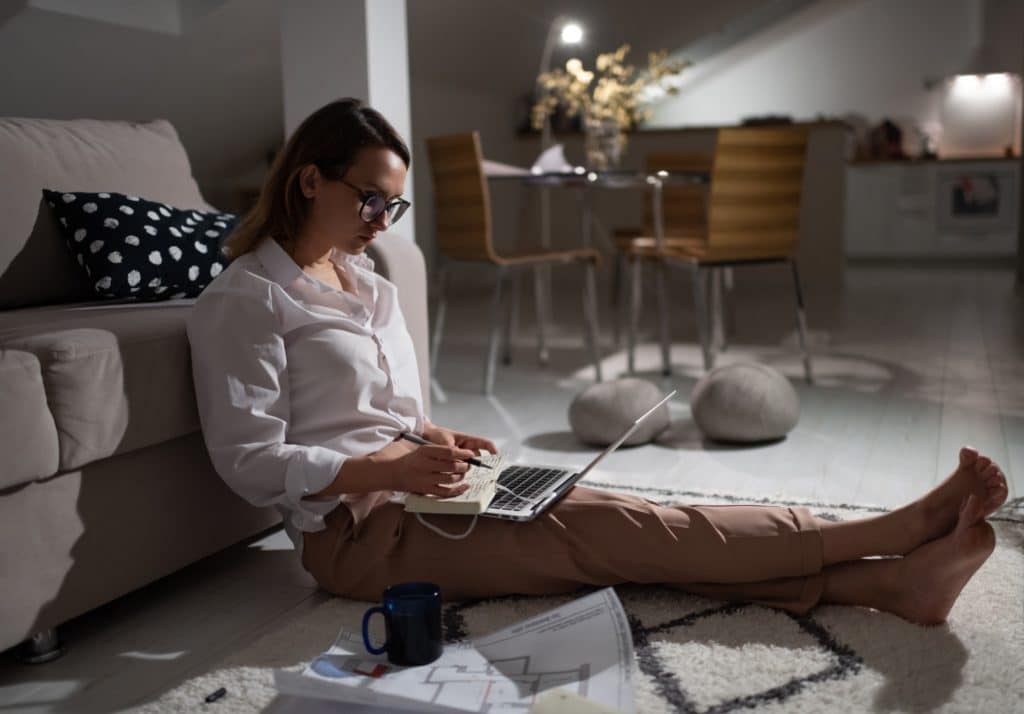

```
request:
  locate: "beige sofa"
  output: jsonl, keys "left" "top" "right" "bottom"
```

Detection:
{"left": 0, "top": 118, "right": 430, "bottom": 656}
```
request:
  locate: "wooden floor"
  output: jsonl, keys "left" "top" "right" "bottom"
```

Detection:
{"left": 1, "top": 265, "right": 1020, "bottom": 712}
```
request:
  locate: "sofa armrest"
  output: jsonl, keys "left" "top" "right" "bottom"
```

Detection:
{"left": 0, "top": 348, "right": 60, "bottom": 488}
{"left": 366, "top": 234, "right": 431, "bottom": 414}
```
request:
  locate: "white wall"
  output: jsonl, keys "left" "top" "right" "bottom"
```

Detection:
{"left": 280, "top": 0, "right": 415, "bottom": 241}
{"left": 281, "top": 0, "right": 368, "bottom": 137}
{"left": 649, "top": 0, "right": 1022, "bottom": 155}
{"left": 0, "top": 0, "right": 283, "bottom": 211}
{"left": 366, "top": 0, "right": 415, "bottom": 240}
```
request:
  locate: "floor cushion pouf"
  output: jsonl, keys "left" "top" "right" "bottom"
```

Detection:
{"left": 569, "top": 377, "right": 671, "bottom": 446}
{"left": 691, "top": 362, "right": 799, "bottom": 442}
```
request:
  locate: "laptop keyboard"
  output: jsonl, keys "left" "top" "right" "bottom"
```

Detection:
{"left": 490, "top": 465, "right": 569, "bottom": 510}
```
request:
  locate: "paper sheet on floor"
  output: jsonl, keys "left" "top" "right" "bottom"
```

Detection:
{"left": 272, "top": 587, "right": 635, "bottom": 713}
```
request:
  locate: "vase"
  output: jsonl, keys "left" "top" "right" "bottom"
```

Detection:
{"left": 583, "top": 116, "right": 625, "bottom": 171}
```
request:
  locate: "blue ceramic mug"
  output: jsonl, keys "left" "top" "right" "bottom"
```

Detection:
{"left": 362, "top": 582, "right": 443, "bottom": 666}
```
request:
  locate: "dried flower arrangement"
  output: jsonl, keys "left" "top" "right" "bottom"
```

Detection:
{"left": 532, "top": 44, "right": 687, "bottom": 129}
{"left": 531, "top": 44, "right": 687, "bottom": 167}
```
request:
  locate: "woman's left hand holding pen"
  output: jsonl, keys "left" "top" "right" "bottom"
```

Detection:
{"left": 385, "top": 444, "right": 478, "bottom": 497}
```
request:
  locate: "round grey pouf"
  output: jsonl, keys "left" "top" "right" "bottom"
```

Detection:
{"left": 690, "top": 362, "right": 800, "bottom": 443}
{"left": 569, "top": 378, "right": 671, "bottom": 447}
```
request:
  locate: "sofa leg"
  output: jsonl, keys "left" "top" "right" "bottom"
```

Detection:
{"left": 16, "top": 628, "right": 64, "bottom": 664}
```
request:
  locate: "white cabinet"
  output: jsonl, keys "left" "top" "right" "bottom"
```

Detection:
{"left": 844, "top": 159, "right": 1019, "bottom": 259}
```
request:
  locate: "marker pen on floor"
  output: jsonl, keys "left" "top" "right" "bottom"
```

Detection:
{"left": 204, "top": 687, "right": 227, "bottom": 704}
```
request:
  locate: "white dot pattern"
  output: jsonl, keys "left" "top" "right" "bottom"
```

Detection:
{"left": 43, "top": 189, "right": 237, "bottom": 301}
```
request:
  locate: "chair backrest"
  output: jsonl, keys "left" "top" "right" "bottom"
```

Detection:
{"left": 425, "top": 131, "right": 497, "bottom": 263}
{"left": 706, "top": 125, "right": 809, "bottom": 258}
{"left": 643, "top": 152, "right": 713, "bottom": 237}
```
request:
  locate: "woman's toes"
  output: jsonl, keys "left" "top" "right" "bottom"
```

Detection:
{"left": 975, "top": 456, "right": 992, "bottom": 474}
{"left": 958, "top": 494, "right": 986, "bottom": 528}
{"left": 959, "top": 446, "right": 979, "bottom": 466}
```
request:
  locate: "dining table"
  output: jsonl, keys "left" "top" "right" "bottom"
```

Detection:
{"left": 486, "top": 166, "right": 710, "bottom": 252}
{"left": 485, "top": 165, "right": 711, "bottom": 375}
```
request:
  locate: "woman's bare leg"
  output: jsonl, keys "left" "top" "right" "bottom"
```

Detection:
{"left": 819, "top": 493, "right": 997, "bottom": 624}
{"left": 816, "top": 447, "right": 1008, "bottom": 566}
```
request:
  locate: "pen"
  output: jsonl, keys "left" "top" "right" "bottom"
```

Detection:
{"left": 204, "top": 687, "right": 227, "bottom": 704}
{"left": 398, "top": 432, "right": 493, "bottom": 469}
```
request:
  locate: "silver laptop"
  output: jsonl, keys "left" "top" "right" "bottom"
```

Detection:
{"left": 482, "top": 390, "right": 676, "bottom": 521}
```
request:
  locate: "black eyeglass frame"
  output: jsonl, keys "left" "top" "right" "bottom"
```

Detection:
{"left": 333, "top": 176, "right": 411, "bottom": 226}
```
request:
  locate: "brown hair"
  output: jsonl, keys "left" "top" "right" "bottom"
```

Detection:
{"left": 222, "top": 97, "right": 410, "bottom": 259}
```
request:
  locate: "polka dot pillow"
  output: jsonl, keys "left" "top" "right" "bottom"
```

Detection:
{"left": 42, "top": 189, "right": 238, "bottom": 301}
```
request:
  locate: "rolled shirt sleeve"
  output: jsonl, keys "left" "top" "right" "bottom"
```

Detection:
{"left": 187, "top": 285, "right": 346, "bottom": 519}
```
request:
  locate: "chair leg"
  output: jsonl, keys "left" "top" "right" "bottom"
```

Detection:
{"left": 722, "top": 267, "right": 735, "bottom": 352}
{"left": 790, "top": 260, "right": 814, "bottom": 384}
{"left": 429, "top": 260, "right": 448, "bottom": 379}
{"left": 655, "top": 260, "right": 671, "bottom": 376}
{"left": 541, "top": 264, "right": 554, "bottom": 359}
{"left": 532, "top": 265, "right": 549, "bottom": 365}
{"left": 484, "top": 266, "right": 508, "bottom": 394}
{"left": 691, "top": 265, "right": 714, "bottom": 372}
{"left": 582, "top": 261, "right": 603, "bottom": 382}
{"left": 710, "top": 267, "right": 725, "bottom": 353}
{"left": 627, "top": 256, "right": 641, "bottom": 375}
{"left": 612, "top": 253, "right": 624, "bottom": 349}
{"left": 503, "top": 270, "right": 521, "bottom": 365}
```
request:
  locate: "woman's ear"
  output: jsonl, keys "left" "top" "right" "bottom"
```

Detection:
{"left": 298, "top": 164, "right": 320, "bottom": 199}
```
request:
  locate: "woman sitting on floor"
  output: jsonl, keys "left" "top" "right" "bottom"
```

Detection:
{"left": 187, "top": 98, "right": 1008, "bottom": 626}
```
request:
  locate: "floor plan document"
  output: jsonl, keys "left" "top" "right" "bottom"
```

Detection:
{"left": 273, "top": 588, "right": 635, "bottom": 713}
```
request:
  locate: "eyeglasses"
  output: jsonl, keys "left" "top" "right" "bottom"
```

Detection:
{"left": 336, "top": 177, "right": 411, "bottom": 226}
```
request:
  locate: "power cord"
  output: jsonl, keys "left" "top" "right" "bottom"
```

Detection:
{"left": 413, "top": 484, "right": 531, "bottom": 540}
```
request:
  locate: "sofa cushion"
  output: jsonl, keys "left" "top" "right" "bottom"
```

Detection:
{"left": 0, "top": 301, "right": 199, "bottom": 473}
{"left": 43, "top": 189, "right": 236, "bottom": 301}
{"left": 690, "top": 362, "right": 800, "bottom": 443}
{"left": 0, "top": 118, "right": 212, "bottom": 309}
{"left": 0, "top": 349, "right": 60, "bottom": 488}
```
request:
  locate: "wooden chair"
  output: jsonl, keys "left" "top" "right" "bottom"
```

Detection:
{"left": 426, "top": 131, "right": 603, "bottom": 394}
{"left": 617, "top": 126, "right": 813, "bottom": 382}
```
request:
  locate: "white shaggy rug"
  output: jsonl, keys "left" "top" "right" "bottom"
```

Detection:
{"left": 140, "top": 486, "right": 1024, "bottom": 713}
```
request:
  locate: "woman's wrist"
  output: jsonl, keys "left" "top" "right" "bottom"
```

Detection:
{"left": 317, "top": 453, "right": 397, "bottom": 497}
{"left": 368, "top": 450, "right": 403, "bottom": 492}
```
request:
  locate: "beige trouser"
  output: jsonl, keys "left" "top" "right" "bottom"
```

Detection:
{"left": 302, "top": 486, "right": 825, "bottom": 614}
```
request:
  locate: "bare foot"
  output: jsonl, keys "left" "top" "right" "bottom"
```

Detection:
{"left": 889, "top": 495, "right": 997, "bottom": 626}
{"left": 905, "top": 447, "right": 1008, "bottom": 552}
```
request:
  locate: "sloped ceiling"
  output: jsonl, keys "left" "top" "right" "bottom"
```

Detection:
{"left": 21, "top": 0, "right": 230, "bottom": 35}
{"left": 0, "top": 0, "right": 281, "bottom": 206}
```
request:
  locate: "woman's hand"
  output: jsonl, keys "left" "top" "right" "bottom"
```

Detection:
{"left": 384, "top": 443, "right": 477, "bottom": 497}
{"left": 422, "top": 421, "right": 498, "bottom": 455}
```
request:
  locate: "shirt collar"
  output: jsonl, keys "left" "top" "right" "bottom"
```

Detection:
{"left": 255, "top": 239, "right": 376, "bottom": 290}
{"left": 334, "top": 248, "right": 375, "bottom": 274}
{"left": 255, "top": 238, "right": 306, "bottom": 290}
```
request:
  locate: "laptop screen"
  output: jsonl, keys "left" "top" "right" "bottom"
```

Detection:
{"left": 575, "top": 390, "right": 676, "bottom": 479}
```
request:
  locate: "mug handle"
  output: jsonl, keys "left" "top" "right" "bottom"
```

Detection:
{"left": 362, "top": 606, "right": 388, "bottom": 655}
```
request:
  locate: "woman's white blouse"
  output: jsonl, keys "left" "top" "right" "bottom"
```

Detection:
{"left": 187, "top": 238, "right": 424, "bottom": 550}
